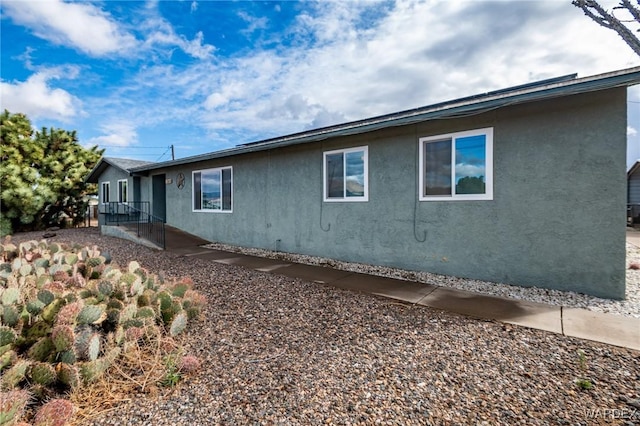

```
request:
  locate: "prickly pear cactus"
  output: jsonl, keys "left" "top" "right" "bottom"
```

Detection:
{"left": 0, "top": 238, "right": 206, "bottom": 420}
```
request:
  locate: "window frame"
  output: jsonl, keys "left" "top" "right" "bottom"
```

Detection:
{"left": 323, "top": 146, "right": 369, "bottom": 202}
{"left": 117, "top": 179, "right": 128, "bottom": 204}
{"left": 418, "top": 127, "right": 493, "bottom": 201}
{"left": 101, "top": 182, "right": 110, "bottom": 204}
{"left": 192, "top": 166, "right": 233, "bottom": 213}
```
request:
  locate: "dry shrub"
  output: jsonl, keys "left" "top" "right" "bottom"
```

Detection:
{"left": 67, "top": 330, "right": 181, "bottom": 425}
{"left": 629, "top": 262, "right": 640, "bottom": 270}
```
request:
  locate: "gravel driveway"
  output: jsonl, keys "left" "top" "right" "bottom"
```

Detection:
{"left": 8, "top": 228, "right": 640, "bottom": 425}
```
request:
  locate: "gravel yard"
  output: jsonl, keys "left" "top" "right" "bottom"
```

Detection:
{"left": 7, "top": 228, "right": 640, "bottom": 425}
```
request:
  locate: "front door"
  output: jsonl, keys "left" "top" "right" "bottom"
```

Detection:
{"left": 152, "top": 174, "right": 166, "bottom": 222}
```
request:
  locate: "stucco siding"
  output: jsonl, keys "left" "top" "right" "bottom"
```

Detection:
{"left": 96, "top": 167, "right": 130, "bottom": 226}
{"left": 141, "top": 87, "right": 626, "bottom": 299}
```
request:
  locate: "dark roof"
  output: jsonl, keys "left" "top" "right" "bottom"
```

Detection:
{"left": 628, "top": 161, "right": 640, "bottom": 177}
{"left": 85, "top": 157, "right": 155, "bottom": 183}
{"left": 125, "top": 66, "right": 639, "bottom": 173}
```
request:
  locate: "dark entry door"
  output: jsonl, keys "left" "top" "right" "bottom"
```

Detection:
{"left": 152, "top": 174, "right": 166, "bottom": 222}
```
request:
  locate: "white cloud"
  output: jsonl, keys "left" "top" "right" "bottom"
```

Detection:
{"left": 188, "top": 0, "right": 639, "bottom": 143}
{"left": 140, "top": 3, "right": 215, "bottom": 60}
{"left": 85, "top": 121, "right": 139, "bottom": 148}
{"left": 0, "top": 69, "right": 82, "bottom": 121}
{"left": 630, "top": 127, "right": 638, "bottom": 137}
{"left": 456, "top": 164, "right": 486, "bottom": 179}
{"left": 190, "top": 1, "right": 198, "bottom": 13}
{"left": 238, "top": 11, "right": 269, "bottom": 36}
{"left": 68, "top": 0, "right": 640, "bottom": 152}
{"left": 2, "top": 0, "right": 137, "bottom": 57}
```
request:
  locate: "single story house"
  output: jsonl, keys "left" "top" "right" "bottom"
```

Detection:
{"left": 628, "top": 160, "right": 640, "bottom": 223}
{"left": 86, "top": 66, "right": 640, "bottom": 300}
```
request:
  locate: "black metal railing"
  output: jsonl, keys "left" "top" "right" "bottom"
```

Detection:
{"left": 100, "top": 202, "right": 165, "bottom": 249}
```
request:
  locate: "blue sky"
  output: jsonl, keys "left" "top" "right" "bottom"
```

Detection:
{"left": 1, "top": 0, "right": 639, "bottom": 166}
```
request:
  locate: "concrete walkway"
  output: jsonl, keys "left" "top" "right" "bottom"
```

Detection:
{"left": 165, "top": 226, "right": 640, "bottom": 351}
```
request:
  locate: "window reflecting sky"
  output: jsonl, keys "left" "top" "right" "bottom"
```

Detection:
{"left": 345, "top": 150, "right": 365, "bottom": 185}
{"left": 202, "top": 170, "right": 221, "bottom": 201}
{"left": 455, "top": 135, "right": 486, "bottom": 183}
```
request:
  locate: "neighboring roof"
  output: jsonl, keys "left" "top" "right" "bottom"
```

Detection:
{"left": 127, "top": 66, "right": 640, "bottom": 174}
{"left": 85, "top": 157, "right": 155, "bottom": 183}
{"left": 628, "top": 161, "right": 640, "bottom": 178}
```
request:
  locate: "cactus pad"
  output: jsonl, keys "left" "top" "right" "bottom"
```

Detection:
{"left": 2, "top": 305, "right": 20, "bottom": 327}
{"left": 55, "top": 301, "right": 82, "bottom": 325}
{"left": 58, "top": 350, "right": 77, "bottom": 364}
{"left": 78, "top": 358, "right": 109, "bottom": 383}
{"left": 29, "top": 362, "right": 57, "bottom": 386}
{"left": 0, "top": 349, "right": 17, "bottom": 370}
{"left": 136, "top": 306, "right": 156, "bottom": 320}
{"left": 169, "top": 312, "right": 188, "bottom": 337}
{"left": 34, "top": 258, "right": 50, "bottom": 269}
{"left": 41, "top": 298, "right": 64, "bottom": 323}
{"left": 19, "top": 264, "right": 33, "bottom": 277}
{"left": 1, "top": 287, "right": 20, "bottom": 305}
{"left": 171, "top": 282, "right": 191, "bottom": 298}
{"left": 27, "top": 338, "right": 55, "bottom": 362}
{"left": 75, "top": 327, "right": 101, "bottom": 361}
{"left": 57, "top": 363, "right": 80, "bottom": 388}
{"left": 33, "top": 398, "right": 75, "bottom": 426}
{"left": 120, "top": 304, "right": 137, "bottom": 323}
{"left": 37, "top": 289, "right": 55, "bottom": 306}
{"left": 76, "top": 305, "right": 105, "bottom": 325}
{"left": 86, "top": 256, "right": 104, "bottom": 268}
{"left": 0, "top": 326, "right": 16, "bottom": 346}
{"left": 26, "top": 299, "right": 46, "bottom": 316}
{"left": 0, "top": 389, "right": 30, "bottom": 426}
{"left": 1, "top": 360, "right": 30, "bottom": 388}
{"left": 97, "top": 280, "right": 114, "bottom": 296}
{"left": 52, "top": 325, "right": 75, "bottom": 352}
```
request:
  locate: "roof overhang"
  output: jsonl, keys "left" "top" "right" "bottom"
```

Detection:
{"left": 628, "top": 161, "right": 640, "bottom": 178}
{"left": 131, "top": 66, "right": 640, "bottom": 174}
{"left": 85, "top": 157, "right": 154, "bottom": 183}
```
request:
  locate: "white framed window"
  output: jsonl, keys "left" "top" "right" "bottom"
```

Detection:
{"left": 117, "top": 179, "right": 128, "bottom": 203}
{"left": 101, "top": 182, "right": 110, "bottom": 204}
{"left": 323, "top": 146, "right": 368, "bottom": 202}
{"left": 193, "top": 166, "right": 233, "bottom": 212}
{"left": 419, "top": 127, "right": 493, "bottom": 201}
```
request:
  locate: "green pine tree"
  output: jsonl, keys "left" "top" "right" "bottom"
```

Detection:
{"left": 0, "top": 110, "right": 103, "bottom": 235}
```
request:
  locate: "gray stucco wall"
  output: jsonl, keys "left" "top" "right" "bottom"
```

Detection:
{"left": 96, "top": 168, "right": 132, "bottom": 226}
{"left": 142, "top": 88, "right": 627, "bottom": 299}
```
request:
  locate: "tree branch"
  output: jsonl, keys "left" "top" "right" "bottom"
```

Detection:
{"left": 573, "top": 0, "right": 640, "bottom": 57}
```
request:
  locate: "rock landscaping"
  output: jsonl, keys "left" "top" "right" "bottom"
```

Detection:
{"left": 5, "top": 228, "right": 640, "bottom": 425}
